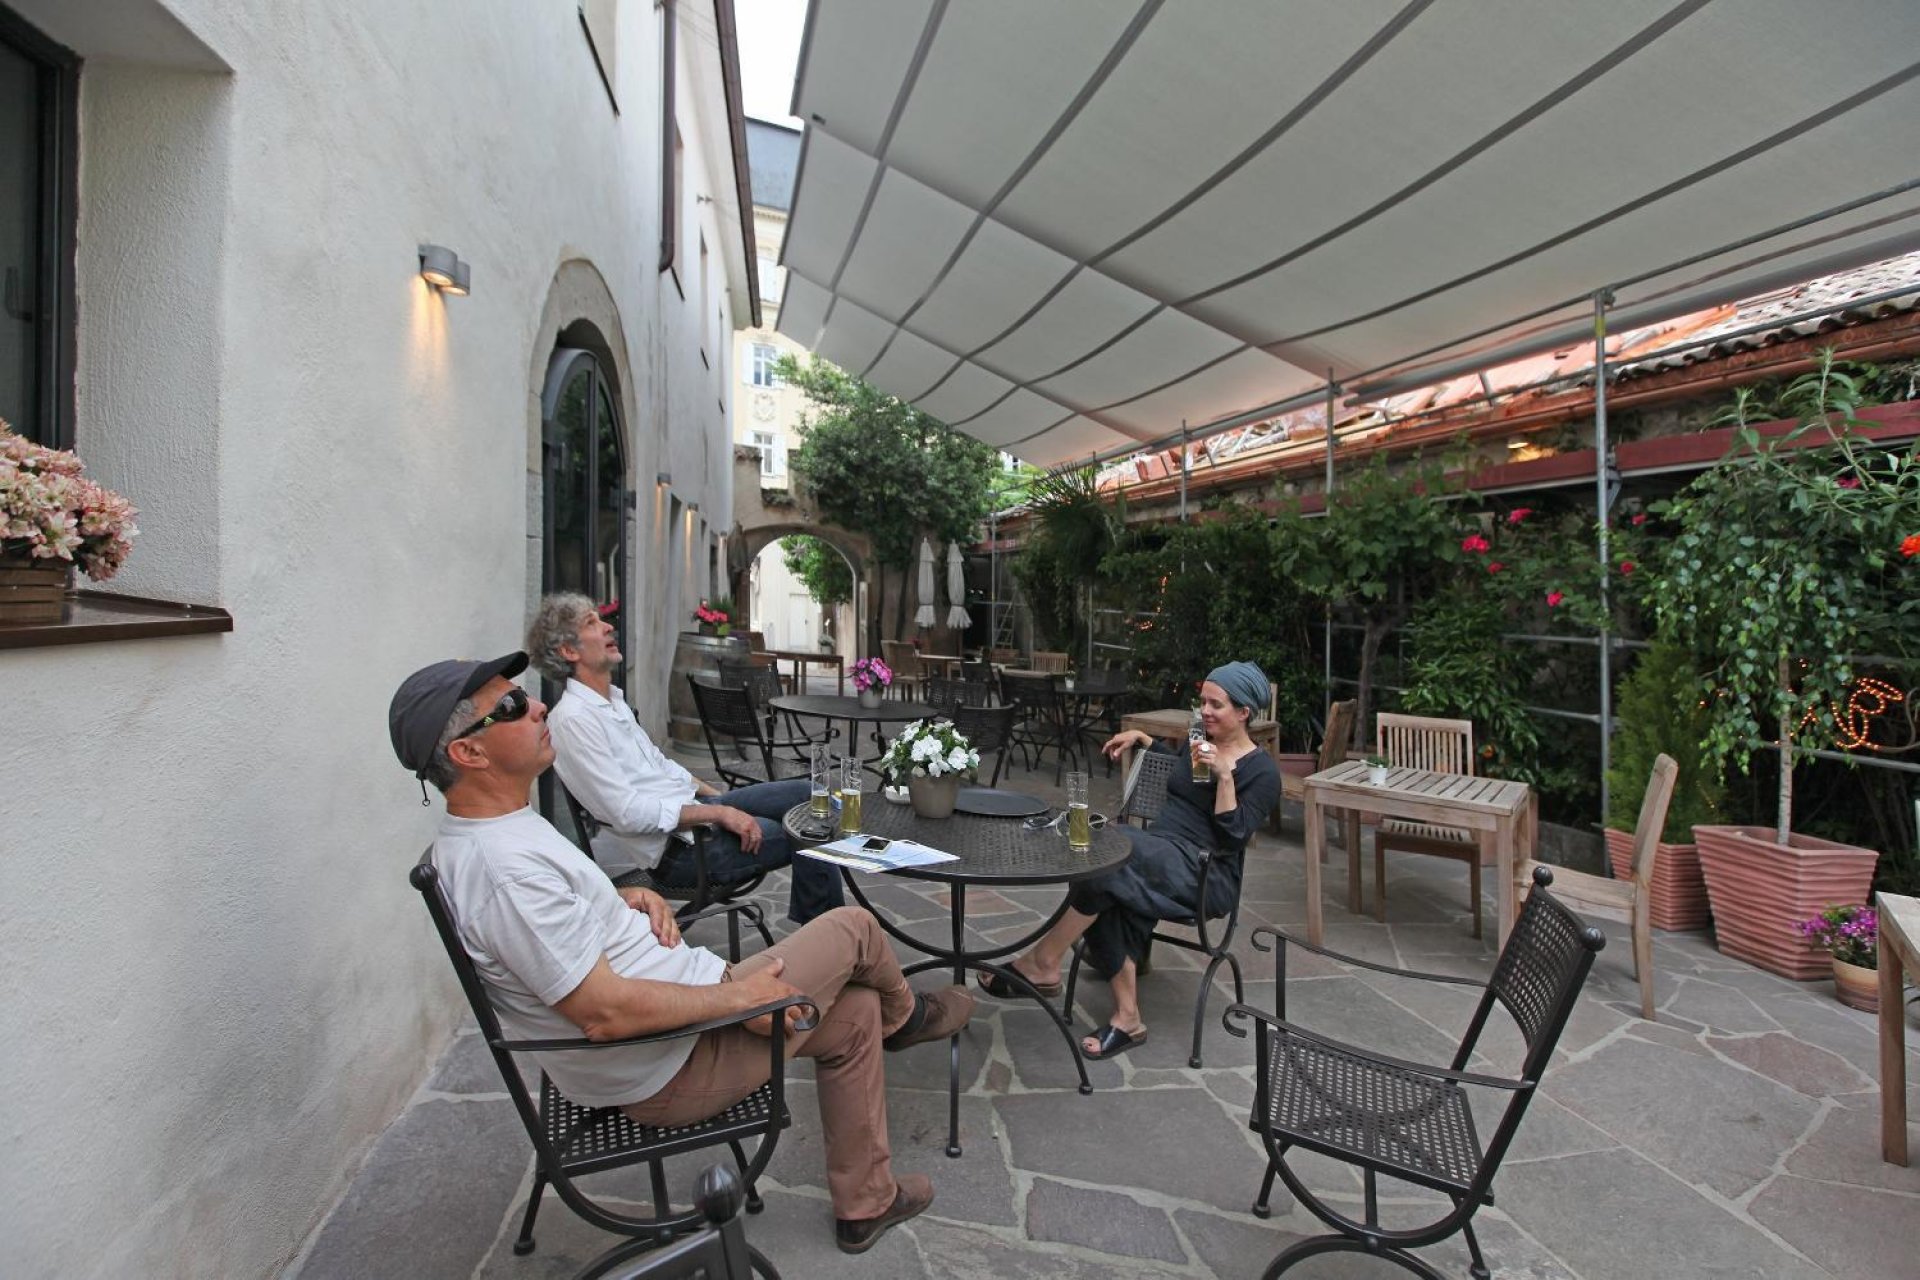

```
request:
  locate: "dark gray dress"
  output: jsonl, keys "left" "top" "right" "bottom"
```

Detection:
{"left": 1068, "top": 742, "right": 1280, "bottom": 979}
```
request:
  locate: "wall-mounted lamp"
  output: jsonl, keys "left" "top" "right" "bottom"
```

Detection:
{"left": 689, "top": 501, "right": 700, "bottom": 513}
{"left": 655, "top": 471, "right": 673, "bottom": 486}
{"left": 418, "top": 243, "right": 473, "bottom": 297}
{"left": 1506, "top": 437, "right": 1528, "bottom": 451}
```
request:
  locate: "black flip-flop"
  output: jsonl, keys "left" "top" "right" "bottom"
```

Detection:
{"left": 1081, "top": 1023, "right": 1149, "bottom": 1060}
{"left": 976, "top": 969, "right": 1063, "bottom": 999}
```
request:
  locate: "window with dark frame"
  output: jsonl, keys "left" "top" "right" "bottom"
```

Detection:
{"left": 0, "top": 4, "right": 76, "bottom": 449}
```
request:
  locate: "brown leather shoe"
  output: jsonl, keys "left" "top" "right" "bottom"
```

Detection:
{"left": 835, "top": 1174, "right": 934, "bottom": 1254}
{"left": 882, "top": 986, "right": 975, "bottom": 1052}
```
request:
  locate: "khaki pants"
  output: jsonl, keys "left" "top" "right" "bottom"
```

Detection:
{"left": 620, "top": 906, "right": 915, "bottom": 1219}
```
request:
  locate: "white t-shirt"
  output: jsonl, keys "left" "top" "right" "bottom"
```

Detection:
{"left": 547, "top": 679, "right": 699, "bottom": 874}
{"left": 431, "top": 806, "right": 726, "bottom": 1106}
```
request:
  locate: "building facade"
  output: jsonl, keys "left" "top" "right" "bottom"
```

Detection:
{"left": 0, "top": 1, "right": 756, "bottom": 1274}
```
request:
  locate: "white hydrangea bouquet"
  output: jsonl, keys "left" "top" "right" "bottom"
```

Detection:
{"left": 878, "top": 718, "right": 980, "bottom": 781}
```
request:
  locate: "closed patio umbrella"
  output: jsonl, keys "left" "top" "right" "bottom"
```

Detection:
{"left": 945, "top": 541, "right": 970, "bottom": 629}
{"left": 914, "top": 537, "right": 937, "bottom": 628}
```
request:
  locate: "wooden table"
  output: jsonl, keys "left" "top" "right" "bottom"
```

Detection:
{"left": 1302, "top": 760, "right": 1536, "bottom": 949}
{"left": 1878, "top": 891, "right": 1919, "bottom": 1164}
{"left": 917, "top": 652, "right": 965, "bottom": 679}
{"left": 767, "top": 649, "right": 843, "bottom": 696}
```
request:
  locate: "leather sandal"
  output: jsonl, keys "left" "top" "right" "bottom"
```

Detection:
{"left": 975, "top": 968, "right": 1062, "bottom": 999}
{"left": 1081, "top": 1023, "right": 1149, "bottom": 1060}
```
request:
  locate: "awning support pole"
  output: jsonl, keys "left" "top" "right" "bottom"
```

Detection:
{"left": 1323, "top": 374, "right": 1337, "bottom": 725}
{"left": 1593, "top": 289, "right": 1616, "bottom": 830}
{"left": 1178, "top": 421, "right": 1190, "bottom": 524}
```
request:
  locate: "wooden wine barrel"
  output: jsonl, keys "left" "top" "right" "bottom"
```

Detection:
{"left": 668, "top": 630, "right": 747, "bottom": 743}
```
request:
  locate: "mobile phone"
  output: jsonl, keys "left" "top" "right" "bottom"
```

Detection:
{"left": 859, "top": 836, "right": 891, "bottom": 852}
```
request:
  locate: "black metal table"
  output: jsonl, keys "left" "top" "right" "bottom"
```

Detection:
{"left": 768, "top": 693, "right": 945, "bottom": 762}
{"left": 783, "top": 798, "right": 1131, "bottom": 1156}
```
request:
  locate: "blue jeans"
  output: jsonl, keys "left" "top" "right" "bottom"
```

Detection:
{"left": 654, "top": 778, "right": 845, "bottom": 924}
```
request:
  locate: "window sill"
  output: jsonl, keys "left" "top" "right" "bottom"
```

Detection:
{"left": 0, "top": 589, "right": 233, "bottom": 651}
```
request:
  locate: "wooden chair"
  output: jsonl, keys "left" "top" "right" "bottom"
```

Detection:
{"left": 1030, "top": 649, "right": 1070, "bottom": 674}
{"left": 1371, "top": 713, "right": 1482, "bottom": 937}
{"left": 1279, "top": 698, "right": 1357, "bottom": 817}
{"left": 1062, "top": 749, "right": 1247, "bottom": 1068}
{"left": 740, "top": 629, "right": 768, "bottom": 653}
{"left": 1226, "top": 865, "right": 1605, "bottom": 1278}
{"left": 879, "top": 640, "right": 924, "bottom": 701}
{"left": 1522, "top": 754, "right": 1677, "bottom": 1020}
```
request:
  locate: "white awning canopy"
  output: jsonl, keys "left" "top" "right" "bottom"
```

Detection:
{"left": 777, "top": 0, "right": 1920, "bottom": 467}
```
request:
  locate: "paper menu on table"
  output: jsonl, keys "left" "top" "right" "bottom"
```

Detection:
{"left": 798, "top": 835, "right": 959, "bottom": 872}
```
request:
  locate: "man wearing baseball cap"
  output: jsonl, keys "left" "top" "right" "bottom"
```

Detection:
{"left": 389, "top": 651, "right": 973, "bottom": 1252}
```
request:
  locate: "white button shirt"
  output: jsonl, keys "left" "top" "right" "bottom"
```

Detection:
{"left": 546, "top": 679, "right": 698, "bottom": 873}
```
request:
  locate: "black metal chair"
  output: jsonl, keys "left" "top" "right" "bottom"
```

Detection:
{"left": 950, "top": 701, "right": 1016, "bottom": 786}
{"left": 1061, "top": 749, "right": 1247, "bottom": 1068}
{"left": 999, "top": 670, "right": 1079, "bottom": 783}
{"left": 409, "top": 858, "right": 814, "bottom": 1270}
{"left": 559, "top": 782, "right": 772, "bottom": 961}
{"left": 689, "top": 678, "right": 808, "bottom": 789}
{"left": 575, "top": 1164, "right": 766, "bottom": 1280}
{"left": 1224, "top": 865, "right": 1605, "bottom": 1280}
{"left": 922, "top": 675, "right": 994, "bottom": 714}
{"left": 717, "top": 658, "right": 817, "bottom": 762}
{"left": 958, "top": 658, "right": 994, "bottom": 685}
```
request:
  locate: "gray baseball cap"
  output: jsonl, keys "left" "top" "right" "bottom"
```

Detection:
{"left": 388, "top": 651, "right": 529, "bottom": 779}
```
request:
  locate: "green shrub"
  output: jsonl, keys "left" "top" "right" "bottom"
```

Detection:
{"left": 1605, "top": 638, "right": 1725, "bottom": 841}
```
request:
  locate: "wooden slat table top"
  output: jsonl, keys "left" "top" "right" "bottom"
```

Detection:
{"left": 1879, "top": 892, "right": 1920, "bottom": 952}
{"left": 1308, "top": 759, "right": 1529, "bottom": 818}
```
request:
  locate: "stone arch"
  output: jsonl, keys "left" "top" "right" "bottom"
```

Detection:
{"left": 729, "top": 446, "right": 880, "bottom": 656}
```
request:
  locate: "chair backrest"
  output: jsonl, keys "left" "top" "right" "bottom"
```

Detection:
{"left": 924, "top": 676, "right": 992, "bottom": 713}
{"left": 688, "top": 677, "right": 772, "bottom": 772}
{"left": 1470, "top": 866, "right": 1605, "bottom": 1072}
{"left": 1318, "top": 699, "right": 1357, "bottom": 769}
{"left": 409, "top": 857, "right": 553, "bottom": 1154}
{"left": 585, "top": 1165, "right": 756, "bottom": 1280}
{"left": 951, "top": 701, "right": 1015, "bottom": 755}
{"left": 999, "top": 670, "right": 1057, "bottom": 714}
{"left": 1376, "top": 712, "right": 1473, "bottom": 776}
{"left": 717, "top": 658, "right": 782, "bottom": 713}
{"left": 741, "top": 629, "right": 768, "bottom": 653}
{"left": 959, "top": 659, "right": 994, "bottom": 684}
{"left": 988, "top": 646, "right": 1020, "bottom": 665}
{"left": 1118, "top": 749, "right": 1177, "bottom": 826}
{"left": 1625, "top": 754, "right": 1680, "bottom": 890}
{"left": 559, "top": 781, "right": 604, "bottom": 851}
{"left": 1030, "top": 649, "right": 1070, "bottom": 674}
{"left": 880, "top": 640, "right": 922, "bottom": 678}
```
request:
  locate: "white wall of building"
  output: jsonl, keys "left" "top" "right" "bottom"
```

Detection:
{"left": 0, "top": 1, "right": 753, "bottom": 1275}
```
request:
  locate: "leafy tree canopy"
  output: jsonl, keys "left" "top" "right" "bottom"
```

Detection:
{"left": 778, "top": 354, "right": 1000, "bottom": 569}
{"left": 780, "top": 534, "right": 854, "bottom": 606}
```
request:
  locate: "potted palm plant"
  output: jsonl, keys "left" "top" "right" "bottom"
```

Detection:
{"left": 1646, "top": 353, "right": 1912, "bottom": 979}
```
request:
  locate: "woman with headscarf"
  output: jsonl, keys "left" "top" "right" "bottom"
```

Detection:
{"left": 979, "top": 661, "right": 1280, "bottom": 1059}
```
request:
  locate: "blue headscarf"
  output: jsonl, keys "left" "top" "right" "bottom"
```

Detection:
{"left": 1205, "top": 661, "right": 1269, "bottom": 713}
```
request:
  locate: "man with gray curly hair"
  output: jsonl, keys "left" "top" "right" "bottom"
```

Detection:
{"left": 529, "top": 593, "right": 842, "bottom": 924}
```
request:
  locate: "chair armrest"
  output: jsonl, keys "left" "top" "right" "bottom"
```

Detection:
{"left": 494, "top": 994, "right": 820, "bottom": 1053}
{"left": 1248, "top": 924, "right": 1489, "bottom": 989}
{"left": 676, "top": 900, "right": 765, "bottom": 929}
{"left": 1220, "top": 1002, "right": 1525, "bottom": 1093}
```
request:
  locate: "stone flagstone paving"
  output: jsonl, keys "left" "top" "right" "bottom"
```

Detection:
{"left": 291, "top": 744, "right": 1920, "bottom": 1278}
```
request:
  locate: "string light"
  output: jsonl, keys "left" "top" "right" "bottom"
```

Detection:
{"left": 1796, "top": 676, "right": 1912, "bottom": 753}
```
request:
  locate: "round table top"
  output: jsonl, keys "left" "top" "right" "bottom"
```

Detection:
{"left": 783, "top": 801, "right": 1130, "bottom": 886}
{"left": 770, "top": 694, "right": 944, "bottom": 722}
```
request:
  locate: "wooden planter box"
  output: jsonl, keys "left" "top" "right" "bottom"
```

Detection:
{"left": 1692, "top": 825, "right": 1879, "bottom": 980}
{"left": 1604, "top": 827, "right": 1710, "bottom": 932}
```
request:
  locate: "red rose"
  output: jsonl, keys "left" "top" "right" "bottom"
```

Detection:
{"left": 1461, "top": 533, "right": 1490, "bottom": 554}
{"left": 1546, "top": 590, "right": 1564, "bottom": 607}
{"left": 1507, "top": 508, "right": 1533, "bottom": 524}
{"left": 1487, "top": 561, "right": 1504, "bottom": 574}
{"left": 1902, "top": 535, "right": 1920, "bottom": 559}
{"left": 1620, "top": 560, "right": 1636, "bottom": 575}
{"left": 1631, "top": 513, "right": 1647, "bottom": 526}
{"left": 1837, "top": 476, "right": 1861, "bottom": 490}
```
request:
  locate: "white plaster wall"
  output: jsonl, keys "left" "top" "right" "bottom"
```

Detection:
{"left": 0, "top": 1, "right": 752, "bottom": 1275}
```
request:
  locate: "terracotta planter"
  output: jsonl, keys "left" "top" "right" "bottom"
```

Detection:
{"left": 1692, "top": 825, "right": 1879, "bottom": 980}
{"left": 0, "top": 551, "right": 72, "bottom": 624}
{"left": 857, "top": 687, "right": 884, "bottom": 710}
{"left": 1605, "top": 827, "right": 1710, "bottom": 932}
{"left": 1274, "top": 752, "right": 1318, "bottom": 780}
{"left": 908, "top": 773, "right": 959, "bottom": 819}
{"left": 1832, "top": 957, "right": 1879, "bottom": 1013}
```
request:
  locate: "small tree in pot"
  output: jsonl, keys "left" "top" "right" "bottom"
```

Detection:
{"left": 1645, "top": 352, "right": 1917, "bottom": 977}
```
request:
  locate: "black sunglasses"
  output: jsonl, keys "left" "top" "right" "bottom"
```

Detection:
{"left": 454, "top": 686, "right": 531, "bottom": 740}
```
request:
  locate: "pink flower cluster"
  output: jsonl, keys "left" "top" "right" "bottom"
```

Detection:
{"left": 1797, "top": 904, "right": 1876, "bottom": 968}
{"left": 1, "top": 427, "right": 139, "bottom": 581}
{"left": 851, "top": 657, "right": 893, "bottom": 692}
{"left": 693, "top": 600, "right": 729, "bottom": 626}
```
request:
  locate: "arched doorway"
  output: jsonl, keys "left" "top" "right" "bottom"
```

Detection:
{"left": 539, "top": 343, "right": 628, "bottom": 825}
{"left": 751, "top": 532, "right": 856, "bottom": 658}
